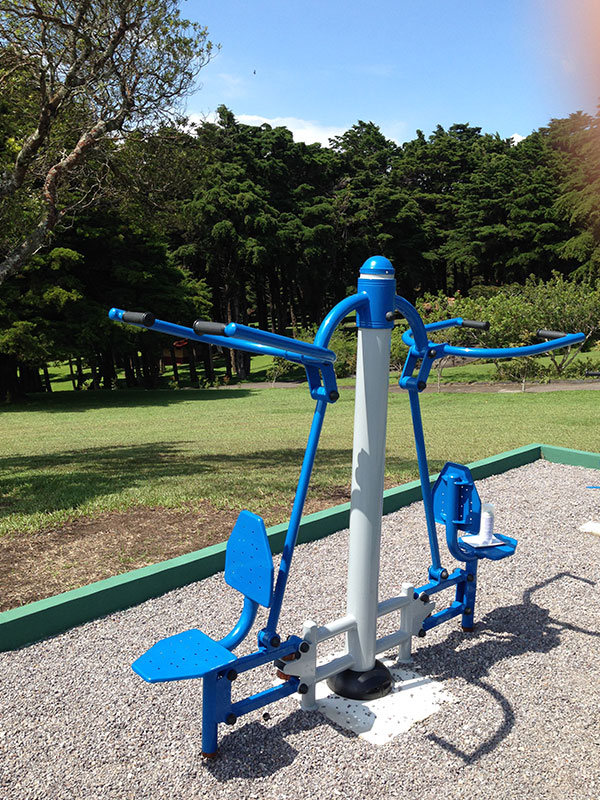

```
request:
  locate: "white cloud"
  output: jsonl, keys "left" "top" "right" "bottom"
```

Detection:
{"left": 237, "top": 114, "right": 346, "bottom": 146}
{"left": 511, "top": 132, "right": 526, "bottom": 145}
{"left": 185, "top": 112, "right": 407, "bottom": 148}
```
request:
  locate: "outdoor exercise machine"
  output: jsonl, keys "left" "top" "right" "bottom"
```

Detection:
{"left": 109, "top": 256, "right": 583, "bottom": 757}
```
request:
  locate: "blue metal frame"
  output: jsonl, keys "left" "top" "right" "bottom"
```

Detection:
{"left": 397, "top": 313, "right": 583, "bottom": 629}
{"left": 111, "top": 257, "right": 584, "bottom": 756}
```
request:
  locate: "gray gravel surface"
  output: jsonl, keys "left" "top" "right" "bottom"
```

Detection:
{"left": 1, "top": 460, "right": 599, "bottom": 800}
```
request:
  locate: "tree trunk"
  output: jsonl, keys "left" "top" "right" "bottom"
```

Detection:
{"left": 76, "top": 356, "right": 85, "bottom": 390}
{"left": 124, "top": 356, "right": 136, "bottom": 387}
{"left": 101, "top": 350, "right": 116, "bottom": 390}
{"left": 68, "top": 358, "right": 77, "bottom": 390}
{"left": 0, "top": 354, "right": 22, "bottom": 403}
{"left": 140, "top": 347, "right": 158, "bottom": 389}
{"left": 18, "top": 363, "right": 43, "bottom": 393}
{"left": 189, "top": 345, "right": 199, "bottom": 388}
{"left": 133, "top": 352, "right": 144, "bottom": 385}
{"left": 201, "top": 343, "right": 215, "bottom": 384}
{"left": 42, "top": 365, "right": 52, "bottom": 392}
{"left": 90, "top": 355, "right": 101, "bottom": 390}
{"left": 169, "top": 345, "right": 179, "bottom": 384}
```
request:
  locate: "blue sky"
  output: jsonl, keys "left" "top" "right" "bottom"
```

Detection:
{"left": 183, "top": 0, "right": 599, "bottom": 146}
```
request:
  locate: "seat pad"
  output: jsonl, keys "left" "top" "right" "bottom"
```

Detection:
{"left": 132, "top": 629, "right": 236, "bottom": 683}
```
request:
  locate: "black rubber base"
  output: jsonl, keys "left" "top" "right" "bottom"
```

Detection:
{"left": 326, "top": 659, "right": 393, "bottom": 701}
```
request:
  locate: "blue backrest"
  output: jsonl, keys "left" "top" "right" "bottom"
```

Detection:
{"left": 432, "top": 462, "right": 481, "bottom": 533}
{"left": 225, "top": 510, "right": 274, "bottom": 608}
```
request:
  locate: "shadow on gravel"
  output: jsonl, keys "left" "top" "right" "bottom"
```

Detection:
{"left": 199, "top": 573, "right": 598, "bottom": 776}
{"left": 417, "top": 572, "right": 599, "bottom": 765}
{"left": 205, "top": 709, "right": 342, "bottom": 779}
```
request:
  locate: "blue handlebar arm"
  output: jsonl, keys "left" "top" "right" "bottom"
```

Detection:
{"left": 442, "top": 333, "right": 584, "bottom": 360}
{"left": 108, "top": 308, "right": 332, "bottom": 368}
{"left": 224, "top": 321, "right": 336, "bottom": 364}
{"left": 401, "top": 317, "right": 463, "bottom": 347}
{"left": 402, "top": 315, "right": 585, "bottom": 359}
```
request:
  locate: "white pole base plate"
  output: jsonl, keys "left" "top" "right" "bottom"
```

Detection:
{"left": 312, "top": 659, "right": 455, "bottom": 745}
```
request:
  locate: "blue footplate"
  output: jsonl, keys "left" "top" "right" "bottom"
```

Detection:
{"left": 132, "top": 629, "right": 236, "bottom": 683}
{"left": 457, "top": 533, "right": 517, "bottom": 561}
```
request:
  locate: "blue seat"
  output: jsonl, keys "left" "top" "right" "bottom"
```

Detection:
{"left": 432, "top": 462, "right": 517, "bottom": 562}
{"left": 132, "top": 510, "right": 275, "bottom": 683}
{"left": 132, "top": 629, "right": 237, "bottom": 682}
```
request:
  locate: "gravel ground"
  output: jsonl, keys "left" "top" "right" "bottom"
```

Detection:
{"left": 1, "top": 460, "right": 599, "bottom": 800}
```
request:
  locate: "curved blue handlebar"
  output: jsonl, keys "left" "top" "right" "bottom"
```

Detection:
{"left": 402, "top": 316, "right": 585, "bottom": 359}
{"left": 442, "top": 334, "right": 585, "bottom": 359}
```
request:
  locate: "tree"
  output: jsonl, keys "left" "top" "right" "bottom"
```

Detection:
{"left": 548, "top": 109, "right": 600, "bottom": 281}
{"left": 0, "top": 0, "right": 214, "bottom": 283}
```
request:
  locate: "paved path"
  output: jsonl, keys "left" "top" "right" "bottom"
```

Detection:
{"left": 241, "top": 379, "right": 600, "bottom": 394}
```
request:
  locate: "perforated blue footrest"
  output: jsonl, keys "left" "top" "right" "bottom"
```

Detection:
{"left": 457, "top": 534, "right": 517, "bottom": 561}
{"left": 132, "top": 629, "right": 236, "bottom": 683}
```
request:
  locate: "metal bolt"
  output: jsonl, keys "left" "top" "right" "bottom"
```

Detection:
{"left": 226, "top": 669, "right": 237, "bottom": 681}
{"left": 441, "top": 569, "right": 448, "bottom": 580}
{"left": 298, "top": 683, "right": 309, "bottom": 695}
{"left": 418, "top": 629, "right": 426, "bottom": 638}
{"left": 299, "top": 641, "right": 310, "bottom": 653}
{"left": 464, "top": 607, "right": 472, "bottom": 616}
{"left": 467, "top": 574, "right": 475, "bottom": 582}
{"left": 420, "top": 593, "right": 430, "bottom": 603}
{"left": 270, "top": 635, "right": 281, "bottom": 648}
{"left": 225, "top": 713, "right": 237, "bottom": 725}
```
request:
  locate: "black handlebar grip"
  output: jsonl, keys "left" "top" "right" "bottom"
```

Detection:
{"left": 462, "top": 319, "right": 490, "bottom": 331}
{"left": 122, "top": 311, "right": 155, "bottom": 327}
{"left": 585, "top": 371, "right": 600, "bottom": 377}
{"left": 536, "top": 329, "right": 566, "bottom": 340}
{"left": 193, "top": 319, "right": 227, "bottom": 336}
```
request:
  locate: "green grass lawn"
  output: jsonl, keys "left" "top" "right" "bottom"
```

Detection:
{"left": 2, "top": 386, "right": 599, "bottom": 538}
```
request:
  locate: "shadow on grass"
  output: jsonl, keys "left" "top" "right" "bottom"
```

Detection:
{"left": 0, "top": 443, "right": 440, "bottom": 522}
{"left": 0, "top": 387, "right": 258, "bottom": 413}
{"left": 417, "top": 571, "right": 599, "bottom": 765}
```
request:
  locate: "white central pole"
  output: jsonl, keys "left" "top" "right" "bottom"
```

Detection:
{"left": 327, "top": 257, "right": 396, "bottom": 700}
{"left": 346, "top": 326, "right": 391, "bottom": 670}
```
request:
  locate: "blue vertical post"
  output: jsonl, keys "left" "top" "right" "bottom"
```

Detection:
{"left": 407, "top": 388, "right": 443, "bottom": 575}
{"left": 260, "top": 396, "right": 328, "bottom": 646}
{"left": 327, "top": 256, "right": 397, "bottom": 701}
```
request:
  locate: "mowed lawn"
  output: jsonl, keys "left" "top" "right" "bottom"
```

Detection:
{"left": 1, "top": 386, "right": 599, "bottom": 538}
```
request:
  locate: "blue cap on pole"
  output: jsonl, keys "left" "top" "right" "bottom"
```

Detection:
{"left": 357, "top": 256, "right": 396, "bottom": 328}
{"left": 360, "top": 255, "right": 395, "bottom": 276}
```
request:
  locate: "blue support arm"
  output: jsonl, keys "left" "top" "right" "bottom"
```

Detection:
{"left": 219, "top": 597, "right": 259, "bottom": 652}
{"left": 395, "top": 296, "right": 429, "bottom": 355}
{"left": 314, "top": 293, "right": 369, "bottom": 348}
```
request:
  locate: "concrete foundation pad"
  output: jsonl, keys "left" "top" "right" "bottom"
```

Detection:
{"left": 314, "top": 659, "right": 455, "bottom": 745}
{"left": 579, "top": 520, "right": 600, "bottom": 535}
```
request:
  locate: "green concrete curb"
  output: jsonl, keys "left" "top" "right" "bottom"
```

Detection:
{"left": 540, "top": 444, "right": 600, "bottom": 470}
{"left": 1, "top": 442, "right": 596, "bottom": 652}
